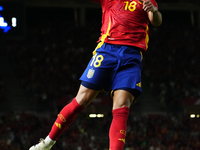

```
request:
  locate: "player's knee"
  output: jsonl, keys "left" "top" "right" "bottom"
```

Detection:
{"left": 75, "top": 85, "right": 99, "bottom": 107}
{"left": 114, "top": 98, "right": 133, "bottom": 109}
{"left": 112, "top": 90, "right": 134, "bottom": 109}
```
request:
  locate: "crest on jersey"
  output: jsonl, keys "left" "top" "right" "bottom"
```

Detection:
{"left": 87, "top": 68, "right": 95, "bottom": 79}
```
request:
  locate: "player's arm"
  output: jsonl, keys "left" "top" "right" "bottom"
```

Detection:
{"left": 140, "top": 0, "right": 162, "bottom": 26}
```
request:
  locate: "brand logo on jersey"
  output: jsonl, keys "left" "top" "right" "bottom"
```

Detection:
{"left": 136, "top": 82, "right": 141, "bottom": 87}
{"left": 118, "top": 138, "right": 125, "bottom": 143}
{"left": 120, "top": 130, "right": 127, "bottom": 136}
{"left": 87, "top": 68, "right": 95, "bottom": 79}
{"left": 108, "top": 38, "right": 115, "bottom": 40}
{"left": 59, "top": 114, "right": 66, "bottom": 122}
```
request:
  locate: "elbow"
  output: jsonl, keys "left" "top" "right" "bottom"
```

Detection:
{"left": 149, "top": 12, "right": 162, "bottom": 27}
{"left": 152, "top": 19, "right": 162, "bottom": 27}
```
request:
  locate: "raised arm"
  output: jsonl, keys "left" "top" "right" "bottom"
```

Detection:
{"left": 140, "top": 0, "right": 162, "bottom": 26}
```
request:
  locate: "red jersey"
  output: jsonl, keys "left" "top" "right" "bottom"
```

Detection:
{"left": 92, "top": 0, "right": 158, "bottom": 51}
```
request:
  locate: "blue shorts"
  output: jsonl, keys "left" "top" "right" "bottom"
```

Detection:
{"left": 80, "top": 43, "right": 142, "bottom": 97}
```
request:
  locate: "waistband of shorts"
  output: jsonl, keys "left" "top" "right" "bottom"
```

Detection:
{"left": 104, "top": 43, "right": 144, "bottom": 53}
{"left": 105, "top": 42, "right": 144, "bottom": 51}
{"left": 129, "top": 46, "right": 143, "bottom": 52}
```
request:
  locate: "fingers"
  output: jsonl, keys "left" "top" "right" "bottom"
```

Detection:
{"left": 142, "top": 0, "right": 156, "bottom": 12}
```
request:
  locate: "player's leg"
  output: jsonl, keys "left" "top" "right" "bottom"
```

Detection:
{"left": 108, "top": 45, "right": 143, "bottom": 150}
{"left": 29, "top": 84, "right": 99, "bottom": 150}
{"left": 29, "top": 42, "right": 118, "bottom": 150}
{"left": 109, "top": 89, "right": 134, "bottom": 150}
{"left": 48, "top": 84, "right": 99, "bottom": 140}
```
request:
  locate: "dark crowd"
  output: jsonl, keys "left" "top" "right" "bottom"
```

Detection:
{"left": 0, "top": 111, "right": 200, "bottom": 150}
{"left": 156, "top": 0, "right": 199, "bottom": 3}
{"left": 0, "top": 75, "right": 5, "bottom": 104}
{"left": 142, "top": 23, "right": 200, "bottom": 112}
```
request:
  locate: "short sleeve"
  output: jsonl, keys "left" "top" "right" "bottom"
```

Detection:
{"left": 150, "top": 0, "right": 158, "bottom": 9}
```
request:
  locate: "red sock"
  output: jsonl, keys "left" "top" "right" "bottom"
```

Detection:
{"left": 49, "top": 98, "right": 85, "bottom": 141}
{"left": 109, "top": 107, "right": 129, "bottom": 150}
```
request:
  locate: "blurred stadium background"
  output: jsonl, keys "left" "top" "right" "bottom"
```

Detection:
{"left": 0, "top": 0, "right": 200, "bottom": 149}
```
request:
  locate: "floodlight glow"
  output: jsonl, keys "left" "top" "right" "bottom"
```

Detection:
{"left": 190, "top": 114, "right": 195, "bottom": 118}
{"left": 197, "top": 114, "right": 200, "bottom": 118}
{"left": 89, "top": 114, "right": 97, "bottom": 118}
{"left": 97, "top": 114, "right": 104, "bottom": 118}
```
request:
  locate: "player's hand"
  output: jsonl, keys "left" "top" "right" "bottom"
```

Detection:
{"left": 139, "top": 0, "right": 158, "bottom": 13}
